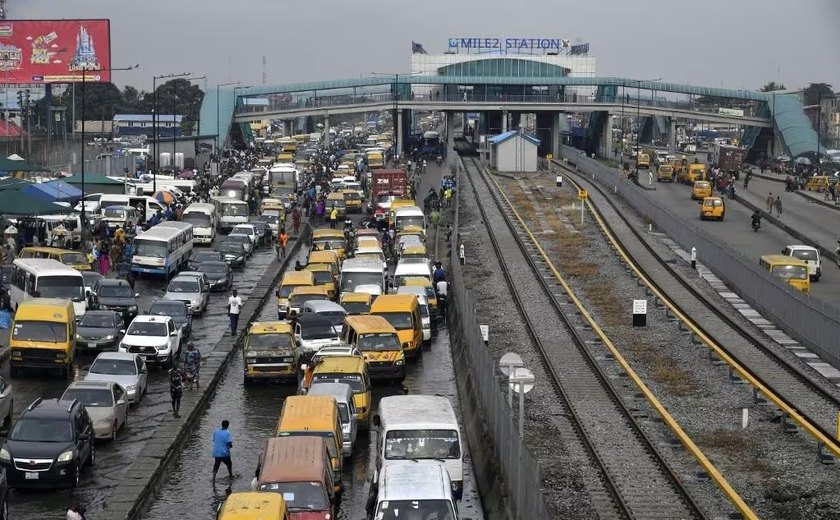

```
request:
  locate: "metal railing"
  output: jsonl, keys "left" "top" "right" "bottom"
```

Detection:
{"left": 448, "top": 158, "right": 550, "bottom": 519}
{"left": 558, "top": 144, "right": 840, "bottom": 370}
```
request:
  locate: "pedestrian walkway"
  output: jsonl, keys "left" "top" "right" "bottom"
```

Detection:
{"left": 739, "top": 173, "right": 838, "bottom": 251}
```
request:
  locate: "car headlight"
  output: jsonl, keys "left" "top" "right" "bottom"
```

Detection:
{"left": 57, "top": 450, "right": 75, "bottom": 462}
{"left": 75, "top": 333, "right": 82, "bottom": 340}
{"left": 56, "top": 352, "right": 66, "bottom": 360}
{"left": 0, "top": 449, "right": 10, "bottom": 461}
{"left": 395, "top": 359, "right": 404, "bottom": 366}
{"left": 125, "top": 384, "right": 136, "bottom": 392}
{"left": 10, "top": 350, "right": 21, "bottom": 357}
{"left": 128, "top": 305, "right": 138, "bottom": 312}
{"left": 105, "top": 334, "right": 115, "bottom": 340}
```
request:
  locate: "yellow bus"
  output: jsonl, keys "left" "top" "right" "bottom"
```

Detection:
{"left": 760, "top": 255, "right": 810, "bottom": 294}
{"left": 370, "top": 294, "right": 423, "bottom": 359}
{"left": 342, "top": 315, "right": 405, "bottom": 382}
{"left": 310, "top": 356, "right": 372, "bottom": 428}
{"left": 243, "top": 321, "right": 298, "bottom": 384}
{"left": 216, "top": 492, "right": 289, "bottom": 520}
{"left": 276, "top": 271, "right": 315, "bottom": 319}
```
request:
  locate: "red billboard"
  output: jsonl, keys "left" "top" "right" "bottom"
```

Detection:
{"left": 0, "top": 19, "right": 111, "bottom": 84}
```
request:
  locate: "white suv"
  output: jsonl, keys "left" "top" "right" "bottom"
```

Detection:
{"left": 782, "top": 245, "right": 822, "bottom": 281}
{"left": 119, "top": 315, "right": 182, "bottom": 366}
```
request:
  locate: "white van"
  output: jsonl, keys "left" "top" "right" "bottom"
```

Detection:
{"left": 371, "top": 464, "right": 460, "bottom": 520}
{"left": 182, "top": 203, "right": 217, "bottom": 245}
{"left": 339, "top": 258, "right": 386, "bottom": 296}
{"left": 9, "top": 258, "right": 88, "bottom": 317}
{"left": 782, "top": 245, "right": 822, "bottom": 281}
{"left": 394, "top": 205, "right": 426, "bottom": 233}
{"left": 397, "top": 287, "right": 431, "bottom": 343}
{"left": 374, "top": 395, "right": 464, "bottom": 500}
{"left": 211, "top": 196, "right": 249, "bottom": 233}
{"left": 306, "top": 381, "right": 358, "bottom": 457}
{"left": 392, "top": 261, "right": 432, "bottom": 290}
{"left": 98, "top": 194, "right": 165, "bottom": 224}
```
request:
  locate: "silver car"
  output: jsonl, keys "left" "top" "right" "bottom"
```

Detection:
{"left": 0, "top": 377, "right": 12, "bottom": 430}
{"left": 61, "top": 380, "right": 128, "bottom": 441}
{"left": 163, "top": 272, "right": 210, "bottom": 315}
{"left": 84, "top": 352, "right": 148, "bottom": 405}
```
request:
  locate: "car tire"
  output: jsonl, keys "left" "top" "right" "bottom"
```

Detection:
{"left": 111, "top": 422, "right": 118, "bottom": 442}
{"left": 8, "top": 366, "right": 17, "bottom": 378}
{"left": 87, "top": 443, "right": 96, "bottom": 467}
{"left": 71, "top": 463, "right": 81, "bottom": 488}
{"left": 1, "top": 494, "right": 8, "bottom": 520}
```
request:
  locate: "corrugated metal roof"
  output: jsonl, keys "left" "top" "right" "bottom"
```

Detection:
{"left": 489, "top": 130, "right": 540, "bottom": 146}
{"left": 113, "top": 114, "right": 183, "bottom": 123}
{"left": 768, "top": 94, "right": 827, "bottom": 158}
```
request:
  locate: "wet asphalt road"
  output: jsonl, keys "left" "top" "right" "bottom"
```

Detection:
{"left": 5, "top": 235, "right": 279, "bottom": 519}
{"left": 144, "top": 161, "right": 486, "bottom": 520}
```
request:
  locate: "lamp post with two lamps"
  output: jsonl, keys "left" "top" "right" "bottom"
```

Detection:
{"left": 169, "top": 75, "right": 205, "bottom": 174}
{"left": 152, "top": 72, "right": 191, "bottom": 191}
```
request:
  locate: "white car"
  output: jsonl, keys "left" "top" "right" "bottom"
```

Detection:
{"left": 119, "top": 315, "right": 182, "bottom": 367}
{"left": 782, "top": 245, "right": 822, "bottom": 281}
{"left": 311, "top": 344, "right": 362, "bottom": 364}
{"left": 83, "top": 352, "right": 148, "bottom": 405}
{"left": 397, "top": 287, "right": 432, "bottom": 343}
{"left": 63, "top": 380, "right": 129, "bottom": 440}
{"left": 163, "top": 272, "right": 210, "bottom": 315}
{"left": 231, "top": 224, "right": 258, "bottom": 248}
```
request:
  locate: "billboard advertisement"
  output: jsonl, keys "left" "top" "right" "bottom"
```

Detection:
{"left": 0, "top": 19, "right": 111, "bottom": 84}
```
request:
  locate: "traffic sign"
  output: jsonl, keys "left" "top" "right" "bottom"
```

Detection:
{"left": 546, "top": 153, "right": 553, "bottom": 160}
{"left": 509, "top": 367, "right": 535, "bottom": 394}
{"left": 499, "top": 352, "right": 523, "bottom": 376}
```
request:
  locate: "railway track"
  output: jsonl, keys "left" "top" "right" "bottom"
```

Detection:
{"left": 460, "top": 153, "right": 714, "bottom": 520}
{"left": 555, "top": 159, "right": 840, "bottom": 460}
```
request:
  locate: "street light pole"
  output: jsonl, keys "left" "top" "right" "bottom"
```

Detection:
{"left": 152, "top": 72, "right": 191, "bottom": 190}
{"left": 171, "top": 75, "right": 205, "bottom": 174}
{"left": 216, "top": 81, "right": 240, "bottom": 154}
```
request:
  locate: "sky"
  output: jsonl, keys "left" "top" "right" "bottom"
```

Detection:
{"left": 11, "top": 0, "right": 840, "bottom": 94}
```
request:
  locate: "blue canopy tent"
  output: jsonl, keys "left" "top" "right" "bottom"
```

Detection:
{"left": 21, "top": 180, "right": 82, "bottom": 203}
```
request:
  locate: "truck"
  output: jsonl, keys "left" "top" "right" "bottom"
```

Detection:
{"left": 712, "top": 144, "right": 744, "bottom": 177}
{"left": 370, "top": 169, "right": 408, "bottom": 220}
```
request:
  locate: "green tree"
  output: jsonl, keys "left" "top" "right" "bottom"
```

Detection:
{"left": 142, "top": 79, "right": 205, "bottom": 135}
{"left": 759, "top": 81, "right": 785, "bottom": 92}
{"left": 803, "top": 83, "right": 833, "bottom": 105}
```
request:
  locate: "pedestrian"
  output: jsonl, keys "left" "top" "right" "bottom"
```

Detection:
{"left": 211, "top": 420, "right": 234, "bottom": 481}
{"left": 774, "top": 196, "right": 783, "bottom": 217}
{"left": 291, "top": 208, "right": 301, "bottom": 235}
{"left": 227, "top": 289, "right": 242, "bottom": 336}
{"left": 277, "top": 228, "right": 289, "bottom": 260}
{"left": 169, "top": 361, "right": 184, "bottom": 417}
{"left": 66, "top": 500, "right": 87, "bottom": 520}
{"left": 436, "top": 278, "right": 449, "bottom": 322}
{"left": 329, "top": 206, "right": 338, "bottom": 229}
{"left": 294, "top": 260, "right": 304, "bottom": 271}
{"left": 765, "top": 192, "right": 774, "bottom": 213}
{"left": 126, "top": 269, "right": 137, "bottom": 291}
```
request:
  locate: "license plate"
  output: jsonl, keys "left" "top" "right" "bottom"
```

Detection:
{"left": 87, "top": 343, "right": 96, "bottom": 349}
{"left": 24, "top": 472, "right": 38, "bottom": 480}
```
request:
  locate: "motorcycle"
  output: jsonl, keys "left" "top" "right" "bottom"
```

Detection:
{"left": 751, "top": 219, "right": 761, "bottom": 232}
{"left": 436, "top": 155, "right": 443, "bottom": 166}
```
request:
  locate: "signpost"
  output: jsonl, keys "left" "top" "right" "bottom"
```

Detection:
{"left": 499, "top": 352, "right": 524, "bottom": 408}
{"left": 632, "top": 299, "right": 647, "bottom": 327}
{"left": 578, "top": 190, "right": 587, "bottom": 223}
{"left": 509, "top": 368, "right": 535, "bottom": 437}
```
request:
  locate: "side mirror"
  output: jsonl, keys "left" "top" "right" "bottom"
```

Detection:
{"left": 372, "top": 415, "right": 381, "bottom": 427}
{"left": 117, "top": 399, "right": 127, "bottom": 406}
{"left": 275, "top": 290, "right": 280, "bottom": 297}
{"left": 85, "top": 290, "right": 91, "bottom": 297}
{"left": 119, "top": 329, "right": 126, "bottom": 335}
{"left": 170, "top": 331, "right": 178, "bottom": 337}
{"left": 300, "top": 363, "right": 308, "bottom": 372}
{"left": 134, "top": 293, "right": 140, "bottom": 298}
{"left": 78, "top": 434, "right": 90, "bottom": 442}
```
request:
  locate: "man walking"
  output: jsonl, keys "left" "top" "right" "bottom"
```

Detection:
{"left": 774, "top": 196, "right": 783, "bottom": 217}
{"left": 227, "top": 289, "right": 242, "bottom": 336}
{"left": 277, "top": 228, "right": 290, "bottom": 260}
{"left": 766, "top": 192, "right": 774, "bottom": 213}
{"left": 169, "top": 361, "right": 184, "bottom": 417}
{"left": 436, "top": 277, "right": 448, "bottom": 322}
{"left": 212, "top": 420, "right": 234, "bottom": 481}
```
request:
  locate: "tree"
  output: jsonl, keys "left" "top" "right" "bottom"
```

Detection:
{"left": 803, "top": 83, "right": 833, "bottom": 106}
{"left": 119, "top": 85, "right": 146, "bottom": 112}
{"left": 759, "top": 81, "right": 785, "bottom": 92}
{"left": 142, "top": 79, "right": 205, "bottom": 135}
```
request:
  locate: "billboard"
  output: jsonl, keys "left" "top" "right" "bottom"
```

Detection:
{"left": 0, "top": 19, "right": 111, "bottom": 84}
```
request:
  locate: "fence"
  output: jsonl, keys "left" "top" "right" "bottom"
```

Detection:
{"left": 63, "top": 155, "right": 135, "bottom": 177}
{"left": 558, "top": 144, "right": 840, "bottom": 370}
{"left": 448, "top": 157, "right": 550, "bottom": 519}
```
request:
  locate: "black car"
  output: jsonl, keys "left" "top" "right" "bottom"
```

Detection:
{"left": 188, "top": 250, "right": 224, "bottom": 271}
{"left": 0, "top": 265, "right": 11, "bottom": 292}
{"left": 92, "top": 279, "right": 139, "bottom": 324}
{"left": 248, "top": 220, "right": 273, "bottom": 246}
{"left": 0, "top": 398, "right": 95, "bottom": 489}
{"left": 81, "top": 271, "right": 104, "bottom": 295}
{"left": 149, "top": 300, "right": 192, "bottom": 338}
{"left": 199, "top": 261, "right": 233, "bottom": 292}
{"left": 76, "top": 310, "right": 124, "bottom": 351}
{"left": 219, "top": 241, "right": 247, "bottom": 268}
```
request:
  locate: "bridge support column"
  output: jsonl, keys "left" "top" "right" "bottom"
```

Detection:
{"left": 396, "top": 110, "right": 404, "bottom": 159}
{"left": 446, "top": 111, "right": 456, "bottom": 167}
{"left": 669, "top": 118, "right": 677, "bottom": 153}
{"left": 600, "top": 114, "right": 613, "bottom": 158}
{"left": 323, "top": 113, "right": 330, "bottom": 145}
{"left": 551, "top": 112, "right": 560, "bottom": 159}
{"left": 283, "top": 120, "right": 292, "bottom": 137}
{"left": 511, "top": 112, "right": 521, "bottom": 131}
{"left": 485, "top": 111, "right": 503, "bottom": 136}
{"left": 502, "top": 110, "right": 509, "bottom": 133}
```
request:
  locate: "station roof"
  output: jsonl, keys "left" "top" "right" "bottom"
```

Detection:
{"left": 489, "top": 130, "right": 540, "bottom": 146}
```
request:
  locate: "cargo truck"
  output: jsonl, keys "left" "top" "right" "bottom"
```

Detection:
{"left": 370, "top": 169, "right": 408, "bottom": 220}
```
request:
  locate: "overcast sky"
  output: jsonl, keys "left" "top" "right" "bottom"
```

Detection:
{"left": 12, "top": 0, "right": 840, "bottom": 93}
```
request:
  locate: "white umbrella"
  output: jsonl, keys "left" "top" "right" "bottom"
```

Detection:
{"left": 794, "top": 157, "right": 812, "bottom": 165}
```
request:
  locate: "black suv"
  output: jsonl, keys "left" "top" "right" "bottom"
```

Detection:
{"left": 0, "top": 398, "right": 95, "bottom": 489}
{"left": 93, "top": 279, "right": 139, "bottom": 324}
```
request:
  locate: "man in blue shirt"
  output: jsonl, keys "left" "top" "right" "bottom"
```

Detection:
{"left": 212, "top": 420, "right": 233, "bottom": 481}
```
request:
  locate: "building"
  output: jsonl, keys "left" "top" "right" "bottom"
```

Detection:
{"left": 820, "top": 93, "right": 840, "bottom": 150}
{"left": 489, "top": 130, "right": 540, "bottom": 172}
{"left": 410, "top": 37, "right": 596, "bottom": 99}
{"left": 113, "top": 114, "right": 183, "bottom": 138}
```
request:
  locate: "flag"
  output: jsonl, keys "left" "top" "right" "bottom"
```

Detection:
{"left": 411, "top": 41, "right": 428, "bottom": 54}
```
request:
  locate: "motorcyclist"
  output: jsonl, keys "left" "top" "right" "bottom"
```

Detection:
{"left": 751, "top": 210, "right": 762, "bottom": 230}
{"left": 182, "top": 342, "right": 202, "bottom": 387}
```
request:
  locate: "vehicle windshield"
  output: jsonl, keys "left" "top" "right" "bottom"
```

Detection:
{"left": 359, "top": 333, "right": 401, "bottom": 351}
{"left": 232, "top": 227, "right": 254, "bottom": 236}
{"left": 98, "top": 284, "right": 134, "bottom": 298}
{"left": 375, "top": 194, "right": 395, "bottom": 205}
{"left": 79, "top": 313, "right": 115, "bottom": 328}
{"left": 37, "top": 275, "right": 85, "bottom": 302}
{"left": 150, "top": 303, "right": 187, "bottom": 317}
{"left": 773, "top": 265, "right": 808, "bottom": 280}
{"left": 343, "top": 192, "right": 361, "bottom": 201}
{"left": 89, "top": 358, "right": 137, "bottom": 376}
{"left": 316, "top": 311, "right": 346, "bottom": 327}
{"left": 791, "top": 250, "right": 818, "bottom": 262}
{"left": 127, "top": 321, "right": 168, "bottom": 336}
{"left": 258, "top": 481, "right": 329, "bottom": 511}
{"left": 168, "top": 280, "right": 200, "bottom": 293}
{"left": 104, "top": 208, "right": 128, "bottom": 219}
{"left": 12, "top": 321, "right": 67, "bottom": 343}
{"left": 60, "top": 252, "right": 89, "bottom": 266}
{"left": 222, "top": 204, "right": 249, "bottom": 217}
{"left": 300, "top": 323, "right": 337, "bottom": 340}
{"left": 279, "top": 284, "right": 306, "bottom": 298}
{"left": 377, "top": 312, "right": 413, "bottom": 330}
{"left": 62, "top": 388, "right": 114, "bottom": 408}
{"left": 259, "top": 213, "right": 280, "bottom": 222}
{"left": 342, "top": 302, "right": 370, "bottom": 315}
{"left": 134, "top": 239, "right": 168, "bottom": 259}
{"left": 192, "top": 252, "right": 220, "bottom": 263}
{"left": 226, "top": 235, "right": 249, "bottom": 246}
{"left": 375, "top": 500, "right": 456, "bottom": 520}
{"left": 219, "top": 243, "right": 243, "bottom": 255}
{"left": 340, "top": 272, "right": 383, "bottom": 293}
{"left": 396, "top": 216, "right": 424, "bottom": 230}
{"left": 291, "top": 294, "right": 328, "bottom": 307}
{"left": 400, "top": 257, "right": 428, "bottom": 265}
{"left": 10, "top": 418, "right": 73, "bottom": 442}
{"left": 310, "top": 271, "right": 333, "bottom": 285}
{"left": 385, "top": 429, "right": 461, "bottom": 460}
{"left": 200, "top": 263, "right": 227, "bottom": 274}
{"left": 312, "top": 374, "right": 363, "bottom": 393}
{"left": 182, "top": 214, "right": 211, "bottom": 227}
{"left": 247, "top": 333, "right": 293, "bottom": 350}
{"left": 313, "top": 239, "right": 345, "bottom": 251}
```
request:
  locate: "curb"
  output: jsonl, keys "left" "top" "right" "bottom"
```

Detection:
{"left": 750, "top": 171, "right": 840, "bottom": 212}
{"left": 731, "top": 195, "right": 837, "bottom": 265}
{"left": 99, "top": 225, "right": 311, "bottom": 520}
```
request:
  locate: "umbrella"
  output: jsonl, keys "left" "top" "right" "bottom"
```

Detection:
{"left": 794, "top": 157, "right": 812, "bottom": 165}
{"left": 178, "top": 170, "right": 195, "bottom": 180}
{"left": 153, "top": 190, "right": 176, "bottom": 204}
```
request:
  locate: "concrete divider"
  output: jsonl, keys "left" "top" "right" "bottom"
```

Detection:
{"left": 99, "top": 226, "right": 311, "bottom": 520}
